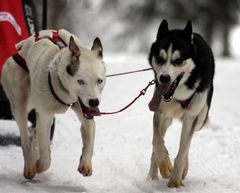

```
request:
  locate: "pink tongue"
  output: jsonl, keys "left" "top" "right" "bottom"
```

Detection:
{"left": 85, "top": 107, "right": 101, "bottom": 116}
{"left": 148, "top": 85, "right": 171, "bottom": 111}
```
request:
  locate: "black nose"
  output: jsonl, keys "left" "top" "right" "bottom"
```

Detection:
{"left": 159, "top": 74, "right": 171, "bottom": 84}
{"left": 89, "top": 99, "right": 99, "bottom": 108}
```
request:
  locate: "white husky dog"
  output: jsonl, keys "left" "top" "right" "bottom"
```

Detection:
{"left": 1, "top": 29, "right": 106, "bottom": 179}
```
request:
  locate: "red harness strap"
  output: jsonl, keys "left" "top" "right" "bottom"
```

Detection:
{"left": 14, "top": 31, "right": 66, "bottom": 71}
{"left": 106, "top": 68, "right": 152, "bottom": 77}
{"left": 12, "top": 53, "right": 29, "bottom": 72}
{"left": 177, "top": 94, "right": 194, "bottom": 108}
{"left": 35, "top": 31, "right": 67, "bottom": 49}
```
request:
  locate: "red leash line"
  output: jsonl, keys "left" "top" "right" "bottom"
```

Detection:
{"left": 106, "top": 67, "right": 152, "bottom": 77}
{"left": 100, "top": 92, "right": 143, "bottom": 115}
{"left": 99, "top": 80, "right": 155, "bottom": 115}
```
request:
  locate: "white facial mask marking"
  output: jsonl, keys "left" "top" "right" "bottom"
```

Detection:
{"left": 152, "top": 44, "right": 195, "bottom": 86}
{"left": 172, "top": 50, "right": 180, "bottom": 61}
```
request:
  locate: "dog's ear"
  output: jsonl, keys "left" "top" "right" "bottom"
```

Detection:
{"left": 69, "top": 36, "right": 80, "bottom": 57}
{"left": 157, "top": 19, "right": 169, "bottom": 41}
{"left": 91, "top": 37, "right": 103, "bottom": 59}
{"left": 183, "top": 20, "right": 193, "bottom": 43}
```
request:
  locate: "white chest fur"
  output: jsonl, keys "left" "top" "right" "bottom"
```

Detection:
{"left": 173, "top": 84, "right": 195, "bottom": 100}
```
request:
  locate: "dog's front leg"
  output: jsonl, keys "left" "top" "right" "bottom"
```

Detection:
{"left": 167, "top": 114, "right": 195, "bottom": 188}
{"left": 148, "top": 111, "right": 173, "bottom": 180}
{"left": 71, "top": 103, "right": 95, "bottom": 177}
{"left": 78, "top": 119, "right": 95, "bottom": 176}
{"left": 35, "top": 111, "right": 54, "bottom": 174}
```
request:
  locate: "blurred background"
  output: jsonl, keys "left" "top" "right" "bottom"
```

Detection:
{"left": 33, "top": 0, "right": 240, "bottom": 57}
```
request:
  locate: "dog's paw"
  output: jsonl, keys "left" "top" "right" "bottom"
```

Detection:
{"left": 158, "top": 156, "right": 172, "bottom": 179}
{"left": 24, "top": 164, "right": 37, "bottom": 180}
{"left": 167, "top": 178, "right": 184, "bottom": 188}
{"left": 78, "top": 164, "right": 92, "bottom": 177}
{"left": 182, "top": 158, "right": 189, "bottom": 180}
{"left": 35, "top": 158, "right": 51, "bottom": 173}
{"left": 146, "top": 174, "right": 159, "bottom": 181}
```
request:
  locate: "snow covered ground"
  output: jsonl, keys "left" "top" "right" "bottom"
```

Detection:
{"left": 0, "top": 53, "right": 240, "bottom": 193}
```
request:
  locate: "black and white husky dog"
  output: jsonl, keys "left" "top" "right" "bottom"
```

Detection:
{"left": 147, "top": 20, "right": 215, "bottom": 187}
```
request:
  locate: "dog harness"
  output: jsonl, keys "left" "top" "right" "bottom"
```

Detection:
{"left": 176, "top": 95, "right": 193, "bottom": 108}
{"left": 12, "top": 53, "right": 28, "bottom": 72}
{"left": 12, "top": 31, "right": 73, "bottom": 107}
{"left": 12, "top": 31, "right": 67, "bottom": 71}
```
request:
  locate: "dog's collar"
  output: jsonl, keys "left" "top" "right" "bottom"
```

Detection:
{"left": 48, "top": 72, "right": 74, "bottom": 107}
{"left": 57, "top": 76, "right": 69, "bottom": 94}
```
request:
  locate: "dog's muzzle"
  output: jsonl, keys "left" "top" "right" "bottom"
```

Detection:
{"left": 148, "top": 72, "right": 184, "bottom": 111}
{"left": 78, "top": 98, "right": 101, "bottom": 119}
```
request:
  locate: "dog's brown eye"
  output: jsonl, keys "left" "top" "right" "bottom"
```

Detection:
{"left": 174, "top": 58, "right": 184, "bottom": 65}
{"left": 97, "top": 79, "right": 103, "bottom": 84}
{"left": 155, "top": 56, "right": 164, "bottom": 65}
{"left": 78, "top": 79, "right": 85, "bottom": 85}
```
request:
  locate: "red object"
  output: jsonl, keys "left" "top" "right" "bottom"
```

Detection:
{"left": 13, "top": 31, "right": 67, "bottom": 73}
{"left": 106, "top": 67, "right": 152, "bottom": 77}
{"left": 35, "top": 31, "right": 67, "bottom": 49}
{"left": 0, "top": 0, "right": 33, "bottom": 75}
{"left": 12, "top": 53, "right": 28, "bottom": 72}
{"left": 99, "top": 80, "right": 155, "bottom": 115}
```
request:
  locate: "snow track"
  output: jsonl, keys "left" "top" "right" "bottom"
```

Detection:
{"left": 0, "top": 54, "right": 240, "bottom": 193}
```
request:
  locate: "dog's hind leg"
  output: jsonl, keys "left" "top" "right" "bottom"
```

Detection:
{"left": 71, "top": 103, "right": 95, "bottom": 177}
{"left": 34, "top": 111, "right": 54, "bottom": 173}
{"left": 9, "top": 96, "right": 37, "bottom": 179}
{"left": 2, "top": 62, "right": 37, "bottom": 179}
{"left": 148, "top": 111, "right": 173, "bottom": 180}
{"left": 12, "top": 102, "right": 38, "bottom": 179}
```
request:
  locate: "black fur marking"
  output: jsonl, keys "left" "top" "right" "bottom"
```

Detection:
{"left": 149, "top": 20, "right": 215, "bottom": 99}
{"left": 66, "top": 57, "right": 80, "bottom": 76}
{"left": 207, "top": 83, "right": 214, "bottom": 108}
{"left": 157, "top": 19, "right": 169, "bottom": 40}
{"left": 186, "top": 34, "right": 215, "bottom": 93}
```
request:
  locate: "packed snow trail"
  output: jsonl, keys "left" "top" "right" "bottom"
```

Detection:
{"left": 0, "top": 54, "right": 240, "bottom": 193}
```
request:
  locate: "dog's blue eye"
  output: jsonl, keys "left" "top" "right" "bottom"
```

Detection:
{"left": 155, "top": 56, "right": 164, "bottom": 65}
{"left": 97, "top": 79, "right": 103, "bottom": 84}
{"left": 174, "top": 58, "right": 184, "bottom": 65}
{"left": 78, "top": 79, "right": 85, "bottom": 85}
